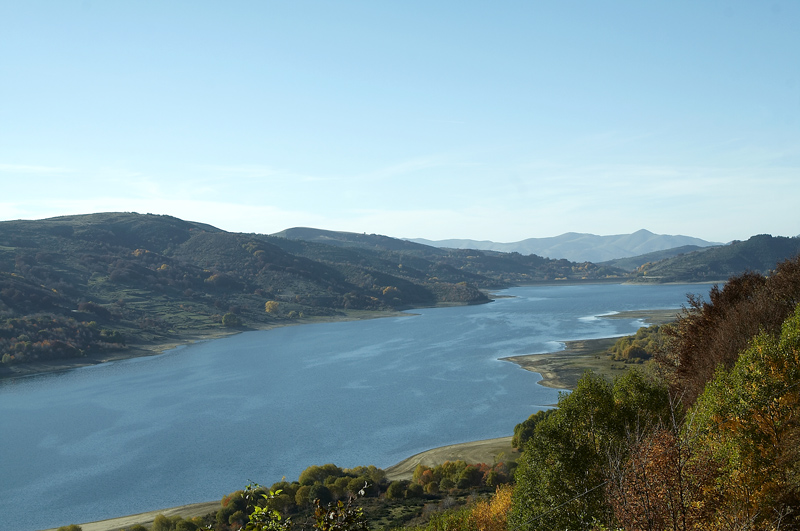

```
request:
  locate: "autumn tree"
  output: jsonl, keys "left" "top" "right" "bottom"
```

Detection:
{"left": 689, "top": 305, "right": 800, "bottom": 529}
{"left": 661, "top": 256, "right": 800, "bottom": 404}
{"left": 470, "top": 484, "right": 513, "bottom": 531}
{"left": 606, "top": 414, "right": 721, "bottom": 530}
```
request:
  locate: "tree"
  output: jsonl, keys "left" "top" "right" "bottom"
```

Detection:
{"left": 511, "top": 372, "right": 617, "bottom": 530}
{"left": 222, "top": 312, "right": 241, "bottom": 327}
{"left": 312, "top": 496, "right": 370, "bottom": 531}
{"left": 240, "top": 484, "right": 292, "bottom": 531}
{"left": 385, "top": 480, "right": 406, "bottom": 500}
{"left": 661, "top": 257, "right": 800, "bottom": 404}
{"left": 152, "top": 514, "right": 186, "bottom": 531}
{"left": 406, "top": 482, "right": 424, "bottom": 498}
{"left": 309, "top": 484, "right": 333, "bottom": 506}
{"left": 512, "top": 408, "right": 554, "bottom": 449}
{"left": 690, "top": 305, "right": 800, "bottom": 528}
{"left": 510, "top": 370, "right": 670, "bottom": 531}
{"left": 470, "top": 484, "right": 513, "bottom": 531}
{"left": 299, "top": 463, "right": 343, "bottom": 486}
{"left": 606, "top": 420, "right": 721, "bottom": 530}
{"left": 295, "top": 485, "right": 313, "bottom": 507}
{"left": 265, "top": 300, "right": 280, "bottom": 314}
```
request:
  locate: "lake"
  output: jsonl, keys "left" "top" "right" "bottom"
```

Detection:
{"left": 0, "top": 283, "right": 703, "bottom": 530}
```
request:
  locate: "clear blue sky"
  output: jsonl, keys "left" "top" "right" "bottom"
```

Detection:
{"left": 1, "top": 1, "right": 798, "bottom": 243}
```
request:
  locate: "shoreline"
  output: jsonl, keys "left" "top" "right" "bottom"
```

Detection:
{"left": 501, "top": 308, "right": 680, "bottom": 389}
{"left": 4, "top": 280, "right": 698, "bottom": 381}
{"left": 34, "top": 299, "right": 683, "bottom": 530}
{"left": 44, "top": 436, "right": 517, "bottom": 531}
{"left": 1, "top": 310, "right": 410, "bottom": 381}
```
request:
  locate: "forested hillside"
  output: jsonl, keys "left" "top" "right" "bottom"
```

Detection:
{"left": 633, "top": 234, "right": 800, "bottom": 282}
{"left": 0, "top": 213, "right": 624, "bottom": 372}
{"left": 599, "top": 244, "right": 710, "bottom": 272}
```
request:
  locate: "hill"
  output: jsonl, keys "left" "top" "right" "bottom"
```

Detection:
{"left": 269, "top": 227, "right": 626, "bottom": 287}
{"left": 409, "top": 229, "right": 720, "bottom": 263}
{"left": 0, "top": 214, "right": 627, "bottom": 375}
{"left": 632, "top": 234, "right": 800, "bottom": 282}
{"left": 599, "top": 245, "right": 712, "bottom": 272}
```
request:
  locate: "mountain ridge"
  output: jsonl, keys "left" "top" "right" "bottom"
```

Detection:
{"left": 408, "top": 229, "right": 722, "bottom": 263}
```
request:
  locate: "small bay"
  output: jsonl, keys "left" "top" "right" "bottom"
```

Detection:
{"left": 0, "top": 283, "right": 701, "bottom": 531}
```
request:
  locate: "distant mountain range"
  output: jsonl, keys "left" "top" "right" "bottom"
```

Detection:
{"left": 408, "top": 229, "right": 722, "bottom": 263}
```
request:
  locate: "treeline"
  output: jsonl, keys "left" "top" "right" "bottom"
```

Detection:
{"left": 634, "top": 233, "right": 800, "bottom": 282}
{"left": 5, "top": 214, "right": 799, "bottom": 370}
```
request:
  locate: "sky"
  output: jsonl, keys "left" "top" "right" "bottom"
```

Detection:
{"left": 1, "top": 1, "right": 798, "bottom": 243}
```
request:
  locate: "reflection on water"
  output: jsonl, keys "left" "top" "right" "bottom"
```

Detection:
{"left": 0, "top": 283, "right": 700, "bottom": 531}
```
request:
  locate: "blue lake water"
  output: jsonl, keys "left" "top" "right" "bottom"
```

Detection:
{"left": 0, "top": 283, "right": 704, "bottom": 530}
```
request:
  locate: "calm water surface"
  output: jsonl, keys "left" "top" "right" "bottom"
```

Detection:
{"left": 0, "top": 283, "right": 703, "bottom": 530}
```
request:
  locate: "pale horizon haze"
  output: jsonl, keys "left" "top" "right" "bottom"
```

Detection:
{"left": 1, "top": 1, "right": 798, "bottom": 243}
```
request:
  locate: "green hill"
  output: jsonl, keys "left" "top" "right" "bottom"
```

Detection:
{"left": 633, "top": 234, "right": 800, "bottom": 282}
{"left": 599, "top": 245, "right": 713, "bottom": 272}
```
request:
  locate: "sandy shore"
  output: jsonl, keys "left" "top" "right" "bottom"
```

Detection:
{"left": 41, "top": 501, "right": 222, "bottom": 531}
{"left": 384, "top": 436, "right": 516, "bottom": 481}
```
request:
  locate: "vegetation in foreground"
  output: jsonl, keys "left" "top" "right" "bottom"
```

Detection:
{"left": 57, "top": 256, "right": 800, "bottom": 531}
{"left": 507, "top": 256, "right": 800, "bottom": 530}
